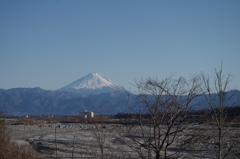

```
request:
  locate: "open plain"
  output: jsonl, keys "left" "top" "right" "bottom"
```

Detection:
{"left": 5, "top": 118, "right": 240, "bottom": 159}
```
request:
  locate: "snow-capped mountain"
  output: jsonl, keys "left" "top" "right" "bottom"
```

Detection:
{"left": 57, "top": 73, "right": 124, "bottom": 94}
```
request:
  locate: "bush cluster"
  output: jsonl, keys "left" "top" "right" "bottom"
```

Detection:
{"left": 0, "top": 111, "right": 40, "bottom": 159}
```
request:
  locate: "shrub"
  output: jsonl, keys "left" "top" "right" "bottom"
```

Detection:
{"left": 0, "top": 111, "right": 40, "bottom": 159}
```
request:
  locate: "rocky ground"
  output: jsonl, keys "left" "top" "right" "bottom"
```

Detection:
{"left": 7, "top": 122, "right": 136, "bottom": 158}
{"left": 6, "top": 120, "right": 240, "bottom": 159}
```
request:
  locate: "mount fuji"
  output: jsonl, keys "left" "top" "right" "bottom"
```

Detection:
{"left": 57, "top": 73, "right": 124, "bottom": 94}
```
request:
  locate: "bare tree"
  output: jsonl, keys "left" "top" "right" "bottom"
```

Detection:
{"left": 90, "top": 116, "right": 120, "bottom": 159}
{"left": 201, "top": 65, "right": 240, "bottom": 159}
{"left": 120, "top": 75, "right": 201, "bottom": 159}
{"left": 91, "top": 123, "right": 109, "bottom": 159}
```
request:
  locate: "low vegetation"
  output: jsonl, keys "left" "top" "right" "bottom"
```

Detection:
{"left": 0, "top": 111, "right": 40, "bottom": 159}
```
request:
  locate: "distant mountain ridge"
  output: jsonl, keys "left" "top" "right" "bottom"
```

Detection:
{"left": 0, "top": 88, "right": 239, "bottom": 116}
{"left": 0, "top": 73, "right": 239, "bottom": 116}
{"left": 58, "top": 73, "right": 124, "bottom": 94}
{"left": 0, "top": 73, "right": 129, "bottom": 116}
{"left": 0, "top": 88, "right": 129, "bottom": 116}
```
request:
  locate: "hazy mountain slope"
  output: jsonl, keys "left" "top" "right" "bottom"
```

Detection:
{"left": 0, "top": 88, "right": 129, "bottom": 116}
{"left": 0, "top": 89, "right": 59, "bottom": 116}
{"left": 58, "top": 92, "right": 129, "bottom": 115}
{"left": 8, "top": 87, "right": 86, "bottom": 99}
{"left": 0, "top": 85, "right": 239, "bottom": 116}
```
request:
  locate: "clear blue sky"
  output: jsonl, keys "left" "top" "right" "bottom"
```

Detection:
{"left": 1, "top": 0, "right": 240, "bottom": 91}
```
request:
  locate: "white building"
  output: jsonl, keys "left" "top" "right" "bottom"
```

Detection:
{"left": 83, "top": 110, "right": 94, "bottom": 118}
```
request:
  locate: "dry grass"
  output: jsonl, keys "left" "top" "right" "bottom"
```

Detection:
{"left": 0, "top": 111, "right": 40, "bottom": 159}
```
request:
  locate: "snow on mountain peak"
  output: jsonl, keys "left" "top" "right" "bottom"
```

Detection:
{"left": 72, "top": 73, "right": 118, "bottom": 89}
{"left": 58, "top": 73, "right": 124, "bottom": 94}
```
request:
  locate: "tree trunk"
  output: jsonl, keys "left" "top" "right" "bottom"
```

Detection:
{"left": 155, "top": 151, "right": 160, "bottom": 159}
{"left": 218, "top": 127, "right": 222, "bottom": 159}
